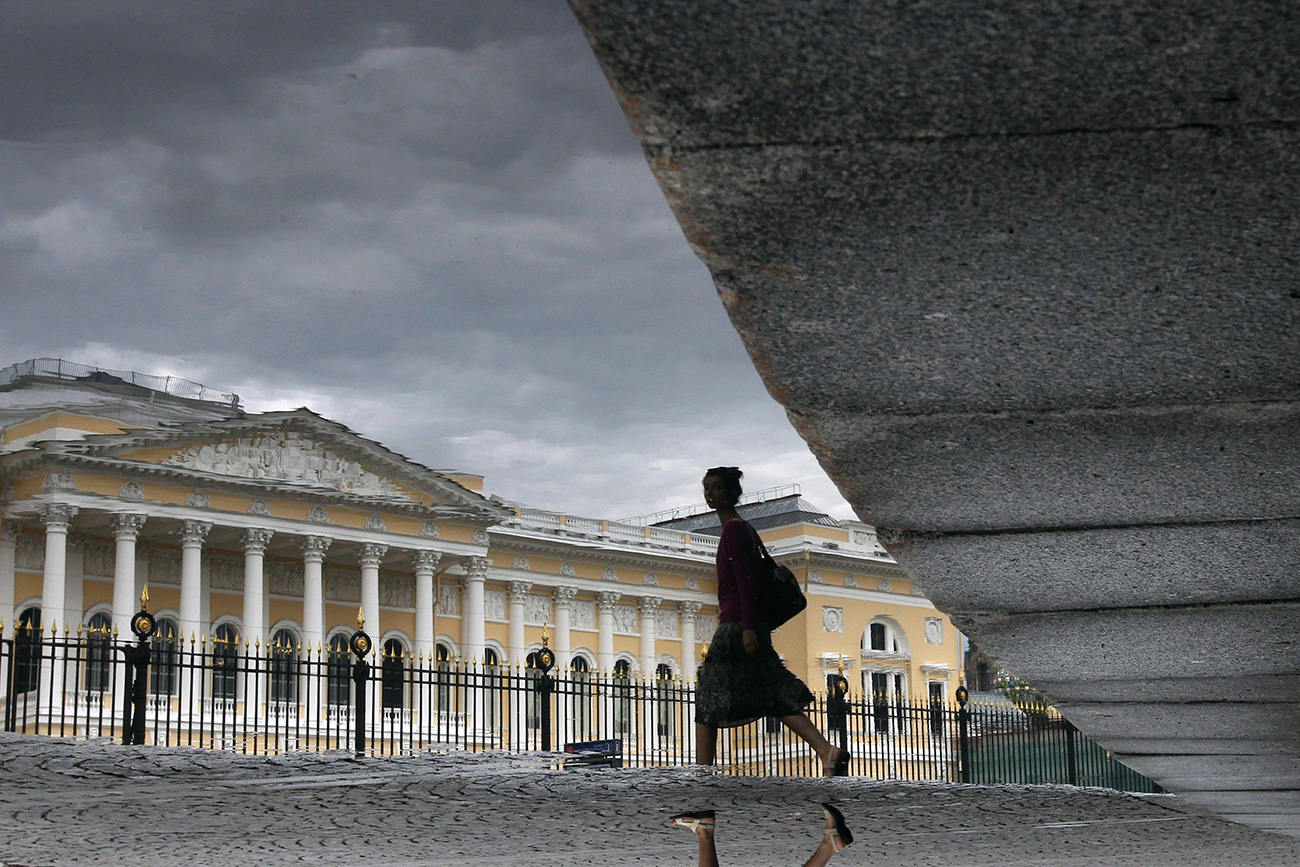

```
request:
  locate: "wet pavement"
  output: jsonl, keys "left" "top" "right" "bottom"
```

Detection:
{"left": 3, "top": 733, "right": 1300, "bottom": 866}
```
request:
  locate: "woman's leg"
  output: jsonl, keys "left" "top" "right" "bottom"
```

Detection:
{"left": 695, "top": 823, "right": 720, "bottom": 867}
{"left": 695, "top": 721, "right": 718, "bottom": 765}
{"left": 668, "top": 812, "right": 719, "bottom": 867}
{"left": 795, "top": 805, "right": 847, "bottom": 867}
{"left": 778, "top": 712, "right": 834, "bottom": 763}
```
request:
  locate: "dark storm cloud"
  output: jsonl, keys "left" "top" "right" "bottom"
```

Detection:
{"left": 0, "top": 1, "right": 852, "bottom": 520}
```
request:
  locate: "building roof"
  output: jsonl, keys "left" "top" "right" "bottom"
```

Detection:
{"left": 653, "top": 493, "right": 841, "bottom": 536}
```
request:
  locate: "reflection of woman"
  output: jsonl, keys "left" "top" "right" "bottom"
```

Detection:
{"left": 694, "top": 467, "right": 850, "bottom": 776}
{"left": 667, "top": 804, "right": 853, "bottom": 867}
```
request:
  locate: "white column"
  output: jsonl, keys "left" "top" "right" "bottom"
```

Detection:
{"left": 110, "top": 515, "right": 145, "bottom": 638}
{"left": 300, "top": 536, "right": 330, "bottom": 655}
{"left": 596, "top": 591, "right": 620, "bottom": 674}
{"left": 0, "top": 521, "right": 17, "bottom": 631}
{"left": 178, "top": 520, "right": 209, "bottom": 641}
{"left": 39, "top": 504, "right": 76, "bottom": 708}
{"left": 241, "top": 529, "right": 272, "bottom": 648}
{"left": 412, "top": 550, "right": 440, "bottom": 661}
{"left": 40, "top": 504, "right": 77, "bottom": 632}
{"left": 638, "top": 596, "right": 661, "bottom": 678}
{"left": 175, "top": 520, "right": 208, "bottom": 716}
{"left": 359, "top": 543, "right": 386, "bottom": 644}
{"left": 678, "top": 601, "right": 701, "bottom": 682}
{"left": 460, "top": 557, "right": 489, "bottom": 662}
{"left": 460, "top": 556, "right": 489, "bottom": 741}
{"left": 506, "top": 581, "right": 532, "bottom": 667}
{"left": 552, "top": 586, "right": 576, "bottom": 672}
{"left": 64, "top": 533, "right": 85, "bottom": 627}
{"left": 638, "top": 596, "right": 662, "bottom": 754}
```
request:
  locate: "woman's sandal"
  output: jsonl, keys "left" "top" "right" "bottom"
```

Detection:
{"left": 822, "top": 746, "right": 852, "bottom": 777}
{"left": 667, "top": 810, "right": 716, "bottom": 833}
{"left": 821, "top": 803, "right": 854, "bottom": 852}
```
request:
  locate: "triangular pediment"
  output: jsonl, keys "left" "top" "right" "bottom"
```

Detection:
{"left": 159, "top": 431, "right": 411, "bottom": 497}
{"left": 35, "top": 410, "right": 507, "bottom": 518}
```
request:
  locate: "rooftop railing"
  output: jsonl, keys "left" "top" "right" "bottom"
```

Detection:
{"left": 509, "top": 508, "right": 719, "bottom": 556}
{"left": 0, "top": 357, "right": 241, "bottom": 409}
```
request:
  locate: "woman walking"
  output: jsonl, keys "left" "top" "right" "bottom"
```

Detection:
{"left": 694, "top": 466, "right": 850, "bottom": 776}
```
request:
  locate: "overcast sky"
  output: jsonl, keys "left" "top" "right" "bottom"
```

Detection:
{"left": 0, "top": 0, "right": 853, "bottom": 522}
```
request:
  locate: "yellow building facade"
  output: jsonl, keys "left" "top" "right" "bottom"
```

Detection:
{"left": 0, "top": 359, "right": 964, "bottom": 750}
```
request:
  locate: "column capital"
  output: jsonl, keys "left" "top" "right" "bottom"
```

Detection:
{"left": 40, "top": 503, "right": 78, "bottom": 529}
{"left": 0, "top": 520, "right": 18, "bottom": 545}
{"left": 596, "top": 591, "right": 621, "bottom": 611}
{"left": 507, "top": 580, "right": 533, "bottom": 603}
{"left": 359, "top": 542, "right": 388, "bottom": 568}
{"left": 112, "top": 513, "right": 148, "bottom": 540}
{"left": 301, "top": 535, "right": 332, "bottom": 561}
{"left": 412, "top": 550, "right": 441, "bottom": 574}
{"left": 463, "top": 556, "right": 490, "bottom": 582}
{"left": 553, "top": 585, "right": 578, "bottom": 607}
{"left": 638, "top": 596, "right": 662, "bottom": 614}
{"left": 678, "top": 600, "right": 703, "bottom": 621}
{"left": 179, "top": 519, "right": 210, "bottom": 546}
{"left": 243, "top": 527, "right": 273, "bottom": 553}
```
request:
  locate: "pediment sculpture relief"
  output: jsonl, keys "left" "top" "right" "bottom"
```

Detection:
{"left": 161, "top": 431, "right": 408, "bottom": 496}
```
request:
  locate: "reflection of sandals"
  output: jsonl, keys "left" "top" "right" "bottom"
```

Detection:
{"left": 667, "top": 810, "right": 716, "bottom": 833}
{"left": 821, "top": 803, "right": 853, "bottom": 851}
{"left": 823, "top": 746, "right": 852, "bottom": 777}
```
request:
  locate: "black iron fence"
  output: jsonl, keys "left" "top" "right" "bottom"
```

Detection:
{"left": 0, "top": 618, "right": 1159, "bottom": 791}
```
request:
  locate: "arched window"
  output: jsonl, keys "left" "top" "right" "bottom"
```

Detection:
{"left": 14, "top": 607, "right": 41, "bottom": 694}
{"left": 382, "top": 639, "right": 405, "bottom": 710}
{"left": 212, "top": 624, "right": 239, "bottom": 703}
{"left": 435, "top": 643, "right": 452, "bottom": 713}
{"left": 269, "top": 628, "right": 298, "bottom": 704}
{"left": 570, "top": 656, "right": 592, "bottom": 738}
{"left": 149, "top": 617, "right": 180, "bottom": 696}
{"left": 482, "top": 648, "right": 502, "bottom": 733}
{"left": 525, "top": 651, "right": 544, "bottom": 729}
{"left": 326, "top": 633, "right": 351, "bottom": 706}
{"left": 612, "top": 659, "right": 633, "bottom": 735}
{"left": 84, "top": 612, "right": 114, "bottom": 693}
{"left": 655, "top": 663, "right": 675, "bottom": 738}
{"left": 976, "top": 662, "right": 991, "bottom": 693}
{"left": 862, "top": 618, "right": 908, "bottom": 656}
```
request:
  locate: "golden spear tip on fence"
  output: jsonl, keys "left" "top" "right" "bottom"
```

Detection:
{"left": 356, "top": 607, "right": 365, "bottom": 630}
{"left": 541, "top": 624, "right": 550, "bottom": 648}
{"left": 140, "top": 584, "right": 149, "bottom": 612}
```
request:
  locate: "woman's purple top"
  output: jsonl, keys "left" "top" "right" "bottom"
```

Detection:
{"left": 715, "top": 519, "right": 763, "bottom": 628}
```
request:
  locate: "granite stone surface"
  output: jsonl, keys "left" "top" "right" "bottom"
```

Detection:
{"left": 570, "top": 0, "right": 1300, "bottom": 836}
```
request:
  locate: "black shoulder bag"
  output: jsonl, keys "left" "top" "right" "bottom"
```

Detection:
{"left": 749, "top": 527, "right": 806, "bottom": 629}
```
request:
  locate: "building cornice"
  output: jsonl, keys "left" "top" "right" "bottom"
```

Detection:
{"left": 0, "top": 454, "right": 501, "bottom": 527}
{"left": 2, "top": 491, "right": 490, "bottom": 560}
{"left": 487, "top": 526, "right": 716, "bottom": 576}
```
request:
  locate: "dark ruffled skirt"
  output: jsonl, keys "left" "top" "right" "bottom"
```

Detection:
{"left": 694, "top": 622, "right": 814, "bottom": 727}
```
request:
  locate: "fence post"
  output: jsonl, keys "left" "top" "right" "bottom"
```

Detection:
{"left": 956, "top": 684, "right": 970, "bottom": 784}
{"left": 349, "top": 613, "right": 373, "bottom": 758}
{"left": 535, "top": 639, "right": 556, "bottom": 752}
{"left": 826, "top": 672, "right": 849, "bottom": 771}
{"left": 119, "top": 592, "right": 156, "bottom": 746}
{"left": 1064, "top": 717, "right": 1078, "bottom": 786}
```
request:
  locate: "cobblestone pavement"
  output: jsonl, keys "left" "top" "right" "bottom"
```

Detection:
{"left": 4, "top": 733, "right": 1300, "bottom": 867}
